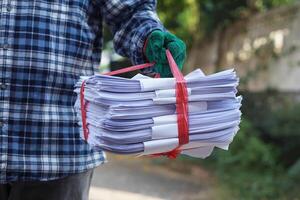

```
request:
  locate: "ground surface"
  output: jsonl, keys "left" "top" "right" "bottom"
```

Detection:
{"left": 89, "top": 155, "right": 213, "bottom": 200}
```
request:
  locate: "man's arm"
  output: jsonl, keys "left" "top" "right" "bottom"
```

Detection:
{"left": 101, "top": 0, "right": 165, "bottom": 65}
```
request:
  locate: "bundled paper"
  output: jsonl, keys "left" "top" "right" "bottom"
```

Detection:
{"left": 74, "top": 68, "right": 242, "bottom": 158}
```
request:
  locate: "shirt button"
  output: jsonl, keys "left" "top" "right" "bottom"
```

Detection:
{"left": 0, "top": 83, "right": 7, "bottom": 90}
{"left": 2, "top": 43, "right": 9, "bottom": 49}
{"left": 0, "top": 119, "right": 7, "bottom": 127}
{"left": 6, "top": 4, "right": 13, "bottom": 12}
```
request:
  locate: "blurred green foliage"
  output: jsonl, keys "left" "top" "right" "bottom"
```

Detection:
{"left": 214, "top": 120, "right": 279, "bottom": 171}
{"left": 242, "top": 91, "right": 300, "bottom": 167}
{"left": 157, "top": 0, "right": 295, "bottom": 45}
{"left": 197, "top": 0, "right": 295, "bottom": 33}
{"left": 204, "top": 95, "right": 300, "bottom": 199}
{"left": 157, "top": 0, "right": 201, "bottom": 46}
{"left": 209, "top": 119, "right": 283, "bottom": 199}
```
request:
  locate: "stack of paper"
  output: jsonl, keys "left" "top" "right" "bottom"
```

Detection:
{"left": 74, "top": 68, "right": 242, "bottom": 158}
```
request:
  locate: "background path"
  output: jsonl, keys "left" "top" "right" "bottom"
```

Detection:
{"left": 89, "top": 155, "right": 213, "bottom": 200}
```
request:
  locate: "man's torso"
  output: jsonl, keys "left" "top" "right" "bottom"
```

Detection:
{"left": 0, "top": 0, "right": 105, "bottom": 183}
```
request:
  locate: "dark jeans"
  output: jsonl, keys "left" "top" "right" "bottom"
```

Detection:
{"left": 0, "top": 169, "right": 94, "bottom": 200}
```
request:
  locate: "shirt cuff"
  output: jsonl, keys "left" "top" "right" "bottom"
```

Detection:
{"left": 130, "top": 12, "right": 166, "bottom": 66}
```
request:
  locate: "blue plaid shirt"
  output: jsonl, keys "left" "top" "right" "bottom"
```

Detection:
{"left": 0, "top": 0, "right": 164, "bottom": 183}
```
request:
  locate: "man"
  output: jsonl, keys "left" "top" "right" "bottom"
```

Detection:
{"left": 0, "top": 0, "right": 186, "bottom": 199}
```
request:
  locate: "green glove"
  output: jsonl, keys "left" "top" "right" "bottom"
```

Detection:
{"left": 144, "top": 30, "right": 186, "bottom": 77}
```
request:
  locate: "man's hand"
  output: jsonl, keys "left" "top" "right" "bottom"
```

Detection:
{"left": 144, "top": 30, "right": 186, "bottom": 77}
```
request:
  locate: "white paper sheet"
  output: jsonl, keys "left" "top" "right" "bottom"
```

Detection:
{"left": 142, "top": 138, "right": 179, "bottom": 155}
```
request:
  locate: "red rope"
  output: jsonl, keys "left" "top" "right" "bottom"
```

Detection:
{"left": 151, "top": 50, "right": 189, "bottom": 158}
{"left": 80, "top": 80, "right": 89, "bottom": 141}
{"left": 80, "top": 50, "right": 189, "bottom": 158}
{"left": 166, "top": 49, "right": 189, "bottom": 145}
{"left": 104, "top": 63, "right": 155, "bottom": 76}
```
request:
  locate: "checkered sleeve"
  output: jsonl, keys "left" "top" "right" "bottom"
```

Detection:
{"left": 101, "top": 0, "right": 165, "bottom": 65}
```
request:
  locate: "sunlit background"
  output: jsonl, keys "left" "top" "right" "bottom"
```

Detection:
{"left": 92, "top": 1, "right": 300, "bottom": 199}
